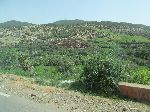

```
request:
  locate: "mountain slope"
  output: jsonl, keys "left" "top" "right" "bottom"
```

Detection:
{"left": 0, "top": 20, "right": 32, "bottom": 28}
{"left": 53, "top": 19, "right": 85, "bottom": 25}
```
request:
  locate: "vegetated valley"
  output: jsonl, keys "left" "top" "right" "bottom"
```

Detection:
{"left": 0, "top": 20, "right": 150, "bottom": 95}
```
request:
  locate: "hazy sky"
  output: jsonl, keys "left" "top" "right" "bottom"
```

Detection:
{"left": 0, "top": 0, "right": 150, "bottom": 25}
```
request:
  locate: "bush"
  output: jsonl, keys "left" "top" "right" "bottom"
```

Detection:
{"left": 81, "top": 56, "right": 123, "bottom": 95}
{"left": 47, "top": 55, "right": 75, "bottom": 73}
{"left": 130, "top": 67, "right": 150, "bottom": 85}
{"left": 0, "top": 47, "right": 18, "bottom": 69}
{"left": 18, "top": 53, "right": 32, "bottom": 71}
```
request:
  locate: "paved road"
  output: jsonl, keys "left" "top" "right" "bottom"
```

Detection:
{"left": 0, "top": 92, "right": 61, "bottom": 112}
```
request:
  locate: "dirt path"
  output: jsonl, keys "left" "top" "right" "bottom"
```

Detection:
{"left": 0, "top": 74, "right": 149, "bottom": 112}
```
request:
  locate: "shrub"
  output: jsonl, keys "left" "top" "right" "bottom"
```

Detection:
{"left": 18, "top": 53, "right": 32, "bottom": 71}
{"left": 47, "top": 55, "right": 75, "bottom": 73}
{"left": 0, "top": 47, "right": 18, "bottom": 69}
{"left": 81, "top": 55, "right": 123, "bottom": 95}
{"left": 130, "top": 67, "right": 150, "bottom": 85}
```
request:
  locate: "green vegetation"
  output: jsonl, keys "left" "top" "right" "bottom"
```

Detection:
{"left": 0, "top": 20, "right": 32, "bottom": 28}
{"left": 81, "top": 55, "right": 122, "bottom": 95}
{"left": 128, "top": 66, "right": 150, "bottom": 85}
{"left": 116, "top": 35, "right": 150, "bottom": 43}
{"left": 0, "top": 20, "right": 150, "bottom": 95}
{"left": 53, "top": 19, "right": 85, "bottom": 25}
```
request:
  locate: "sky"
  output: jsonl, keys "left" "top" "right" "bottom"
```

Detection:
{"left": 0, "top": 0, "right": 150, "bottom": 25}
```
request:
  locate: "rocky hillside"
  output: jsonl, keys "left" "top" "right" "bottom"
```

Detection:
{"left": 0, "top": 20, "right": 150, "bottom": 46}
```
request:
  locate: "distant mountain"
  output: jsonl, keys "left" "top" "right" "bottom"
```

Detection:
{"left": 53, "top": 19, "right": 85, "bottom": 25}
{"left": 0, "top": 20, "right": 32, "bottom": 28}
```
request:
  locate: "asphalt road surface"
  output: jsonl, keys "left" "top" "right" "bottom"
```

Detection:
{"left": 0, "top": 92, "right": 61, "bottom": 112}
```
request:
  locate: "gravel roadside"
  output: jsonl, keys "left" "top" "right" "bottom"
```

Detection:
{"left": 0, "top": 74, "right": 149, "bottom": 112}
